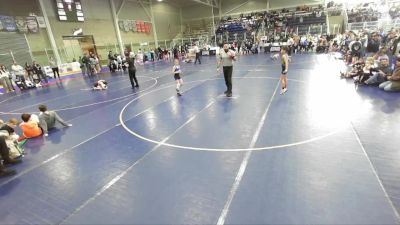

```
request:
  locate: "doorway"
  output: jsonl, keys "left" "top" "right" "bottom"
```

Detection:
{"left": 62, "top": 35, "right": 98, "bottom": 62}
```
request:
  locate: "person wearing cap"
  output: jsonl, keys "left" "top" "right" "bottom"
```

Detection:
{"left": 127, "top": 52, "right": 139, "bottom": 88}
{"left": 379, "top": 56, "right": 400, "bottom": 92}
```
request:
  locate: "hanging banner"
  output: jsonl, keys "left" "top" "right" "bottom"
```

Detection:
{"left": 15, "top": 16, "right": 28, "bottom": 33}
{"left": 126, "top": 20, "right": 135, "bottom": 32}
{"left": 119, "top": 20, "right": 127, "bottom": 32}
{"left": 122, "top": 20, "right": 130, "bottom": 32}
{"left": 119, "top": 20, "right": 136, "bottom": 32}
{"left": 135, "top": 20, "right": 140, "bottom": 32}
{"left": 117, "top": 19, "right": 150, "bottom": 33}
{"left": 136, "top": 20, "right": 144, "bottom": 33}
{"left": 144, "top": 22, "right": 152, "bottom": 33}
{"left": 0, "top": 16, "right": 17, "bottom": 32}
{"left": 36, "top": 16, "right": 46, "bottom": 28}
{"left": 131, "top": 20, "right": 137, "bottom": 32}
{"left": 26, "top": 16, "right": 39, "bottom": 33}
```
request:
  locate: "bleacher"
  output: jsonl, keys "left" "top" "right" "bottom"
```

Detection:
{"left": 286, "top": 12, "right": 327, "bottom": 35}
{"left": 347, "top": 1, "right": 380, "bottom": 23}
{"left": 214, "top": 4, "right": 327, "bottom": 44}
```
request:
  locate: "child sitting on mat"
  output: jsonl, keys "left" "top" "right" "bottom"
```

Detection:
{"left": 19, "top": 113, "right": 43, "bottom": 140}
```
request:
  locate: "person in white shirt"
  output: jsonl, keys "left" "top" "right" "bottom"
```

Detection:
{"left": 49, "top": 57, "right": 60, "bottom": 79}
{"left": 11, "top": 61, "right": 28, "bottom": 89}
{"left": 0, "top": 65, "right": 14, "bottom": 93}
{"left": 193, "top": 44, "right": 201, "bottom": 64}
{"left": 217, "top": 44, "right": 236, "bottom": 97}
{"left": 287, "top": 37, "right": 294, "bottom": 56}
{"left": 11, "top": 61, "right": 25, "bottom": 77}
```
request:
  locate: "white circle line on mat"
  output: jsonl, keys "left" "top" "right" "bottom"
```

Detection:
{"left": 119, "top": 76, "right": 343, "bottom": 152}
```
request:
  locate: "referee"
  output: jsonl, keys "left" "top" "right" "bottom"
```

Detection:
{"left": 127, "top": 52, "right": 139, "bottom": 88}
{"left": 217, "top": 44, "right": 236, "bottom": 97}
{"left": 194, "top": 43, "right": 201, "bottom": 64}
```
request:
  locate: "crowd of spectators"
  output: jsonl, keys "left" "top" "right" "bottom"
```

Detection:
{"left": 332, "top": 29, "right": 400, "bottom": 92}
{"left": 0, "top": 105, "right": 72, "bottom": 177}
{"left": 0, "top": 51, "right": 104, "bottom": 94}
{"left": 0, "top": 60, "right": 49, "bottom": 93}
{"left": 216, "top": 4, "right": 326, "bottom": 45}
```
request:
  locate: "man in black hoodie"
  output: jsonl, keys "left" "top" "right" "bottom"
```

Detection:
{"left": 366, "top": 32, "right": 381, "bottom": 56}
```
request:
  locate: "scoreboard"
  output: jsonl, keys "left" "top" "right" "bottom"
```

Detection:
{"left": 55, "top": 0, "right": 84, "bottom": 22}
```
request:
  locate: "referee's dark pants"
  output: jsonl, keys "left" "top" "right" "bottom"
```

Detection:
{"left": 129, "top": 69, "right": 138, "bottom": 87}
{"left": 223, "top": 66, "right": 233, "bottom": 94}
{"left": 52, "top": 67, "right": 60, "bottom": 79}
{"left": 195, "top": 53, "right": 201, "bottom": 64}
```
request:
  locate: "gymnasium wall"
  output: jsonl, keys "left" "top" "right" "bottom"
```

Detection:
{"left": 0, "top": 0, "right": 51, "bottom": 65}
{"left": 328, "top": 15, "right": 344, "bottom": 34}
{"left": 269, "top": 0, "right": 323, "bottom": 10}
{"left": 152, "top": 1, "right": 182, "bottom": 46}
{"left": 0, "top": 0, "right": 182, "bottom": 65}
{"left": 118, "top": 0, "right": 154, "bottom": 50}
{"left": 220, "top": 0, "right": 268, "bottom": 15}
{"left": 42, "top": 0, "right": 118, "bottom": 63}
{"left": 182, "top": 4, "right": 214, "bottom": 19}
{"left": 181, "top": 4, "right": 217, "bottom": 38}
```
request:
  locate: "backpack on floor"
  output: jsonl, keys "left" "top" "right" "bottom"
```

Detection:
{"left": 0, "top": 131, "right": 23, "bottom": 159}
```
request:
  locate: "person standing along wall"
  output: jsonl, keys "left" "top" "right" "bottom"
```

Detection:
{"left": 150, "top": 49, "right": 155, "bottom": 61}
{"left": 49, "top": 57, "right": 60, "bottom": 79}
{"left": 25, "top": 63, "right": 34, "bottom": 82}
{"left": 32, "top": 61, "right": 48, "bottom": 85}
{"left": 0, "top": 65, "right": 14, "bottom": 93}
{"left": 11, "top": 61, "right": 27, "bottom": 90}
{"left": 194, "top": 44, "right": 201, "bottom": 64}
